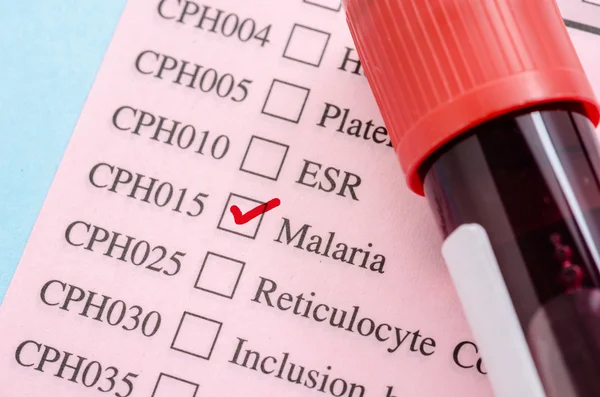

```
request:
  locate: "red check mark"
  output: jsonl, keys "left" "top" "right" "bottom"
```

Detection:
{"left": 230, "top": 198, "right": 281, "bottom": 225}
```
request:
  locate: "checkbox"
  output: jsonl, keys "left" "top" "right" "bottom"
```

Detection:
{"left": 217, "top": 193, "right": 266, "bottom": 239}
{"left": 303, "top": 0, "right": 342, "bottom": 12}
{"left": 195, "top": 252, "right": 245, "bottom": 299}
{"left": 240, "top": 136, "right": 289, "bottom": 181}
{"left": 171, "top": 312, "right": 222, "bottom": 360}
{"left": 152, "top": 373, "right": 199, "bottom": 397}
{"left": 283, "top": 24, "right": 331, "bottom": 67}
{"left": 261, "top": 79, "right": 310, "bottom": 124}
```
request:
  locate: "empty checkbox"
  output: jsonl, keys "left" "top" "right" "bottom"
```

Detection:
{"left": 195, "top": 252, "right": 245, "bottom": 299}
{"left": 240, "top": 136, "right": 289, "bottom": 181}
{"left": 261, "top": 80, "right": 310, "bottom": 124}
{"left": 283, "top": 24, "right": 331, "bottom": 67}
{"left": 217, "top": 193, "right": 266, "bottom": 239}
{"left": 303, "top": 0, "right": 341, "bottom": 12}
{"left": 152, "top": 373, "right": 199, "bottom": 397}
{"left": 171, "top": 312, "right": 222, "bottom": 360}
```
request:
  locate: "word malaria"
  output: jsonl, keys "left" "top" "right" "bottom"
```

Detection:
{"left": 274, "top": 218, "right": 386, "bottom": 274}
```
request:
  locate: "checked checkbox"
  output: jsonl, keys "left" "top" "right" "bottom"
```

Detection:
{"left": 217, "top": 193, "right": 267, "bottom": 239}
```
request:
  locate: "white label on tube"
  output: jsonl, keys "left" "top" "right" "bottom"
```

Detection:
{"left": 442, "top": 224, "right": 547, "bottom": 397}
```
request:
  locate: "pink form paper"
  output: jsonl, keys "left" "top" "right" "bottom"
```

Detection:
{"left": 0, "top": 0, "right": 599, "bottom": 396}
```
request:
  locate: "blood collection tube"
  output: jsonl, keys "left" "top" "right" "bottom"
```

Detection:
{"left": 343, "top": 1, "right": 600, "bottom": 396}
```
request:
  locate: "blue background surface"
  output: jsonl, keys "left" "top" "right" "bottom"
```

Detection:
{"left": 0, "top": 2, "right": 126, "bottom": 302}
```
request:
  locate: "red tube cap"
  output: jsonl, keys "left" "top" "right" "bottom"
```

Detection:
{"left": 344, "top": 0, "right": 600, "bottom": 195}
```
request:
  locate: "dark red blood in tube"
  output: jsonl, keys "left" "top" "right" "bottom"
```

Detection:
{"left": 344, "top": 0, "right": 600, "bottom": 394}
{"left": 423, "top": 106, "right": 600, "bottom": 396}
